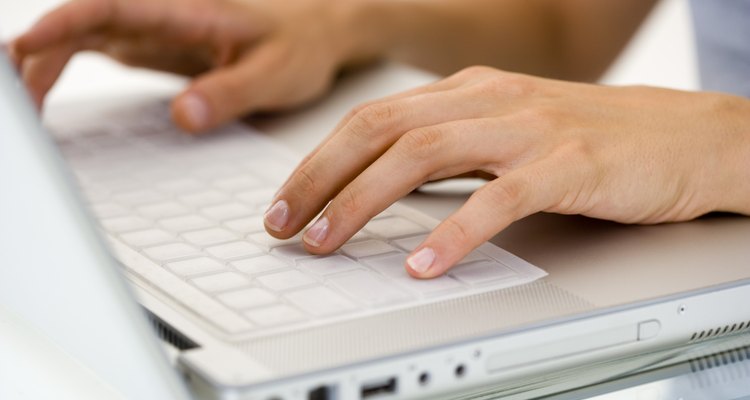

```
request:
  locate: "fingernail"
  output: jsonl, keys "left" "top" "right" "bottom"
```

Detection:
{"left": 407, "top": 247, "right": 436, "bottom": 274}
{"left": 264, "top": 200, "right": 290, "bottom": 232}
{"left": 303, "top": 216, "right": 329, "bottom": 247}
{"left": 180, "top": 93, "right": 209, "bottom": 130}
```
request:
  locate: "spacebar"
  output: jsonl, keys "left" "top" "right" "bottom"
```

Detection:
{"left": 105, "top": 235, "right": 252, "bottom": 334}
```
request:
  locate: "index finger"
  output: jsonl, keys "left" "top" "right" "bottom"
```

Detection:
{"left": 15, "top": 0, "right": 266, "bottom": 56}
{"left": 14, "top": 0, "right": 119, "bottom": 54}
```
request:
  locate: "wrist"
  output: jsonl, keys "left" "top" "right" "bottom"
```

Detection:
{"left": 707, "top": 94, "right": 750, "bottom": 215}
{"left": 331, "top": 0, "right": 404, "bottom": 67}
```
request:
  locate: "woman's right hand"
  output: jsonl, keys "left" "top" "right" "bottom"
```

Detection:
{"left": 11, "top": 0, "right": 379, "bottom": 132}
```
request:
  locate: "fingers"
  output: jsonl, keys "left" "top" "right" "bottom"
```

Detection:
{"left": 170, "top": 41, "right": 286, "bottom": 132}
{"left": 15, "top": 0, "right": 267, "bottom": 56}
{"left": 19, "top": 43, "right": 78, "bottom": 107}
{"left": 406, "top": 155, "right": 574, "bottom": 278}
{"left": 265, "top": 87, "right": 495, "bottom": 239}
{"left": 299, "top": 119, "right": 489, "bottom": 253}
{"left": 276, "top": 68, "right": 539, "bottom": 197}
{"left": 275, "top": 75, "right": 468, "bottom": 194}
{"left": 14, "top": 0, "right": 117, "bottom": 54}
{"left": 8, "top": 41, "right": 22, "bottom": 70}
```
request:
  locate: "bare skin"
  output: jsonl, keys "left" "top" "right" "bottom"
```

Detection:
{"left": 12, "top": 0, "right": 750, "bottom": 278}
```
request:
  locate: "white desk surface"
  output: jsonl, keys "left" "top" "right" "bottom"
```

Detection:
{"left": 1, "top": 0, "right": 702, "bottom": 399}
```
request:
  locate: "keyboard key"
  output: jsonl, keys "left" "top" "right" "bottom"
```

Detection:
{"left": 214, "top": 175, "right": 262, "bottom": 192}
{"left": 90, "top": 202, "right": 129, "bottom": 218}
{"left": 79, "top": 187, "right": 109, "bottom": 203}
{"left": 231, "top": 255, "right": 290, "bottom": 275}
{"left": 192, "top": 272, "right": 250, "bottom": 293}
{"left": 245, "top": 304, "right": 305, "bottom": 327}
{"left": 131, "top": 165, "right": 178, "bottom": 183}
{"left": 448, "top": 260, "right": 517, "bottom": 285}
{"left": 248, "top": 232, "right": 303, "bottom": 250}
{"left": 457, "top": 251, "right": 490, "bottom": 265}
{"left": 360, "top": 253, "right": 409, "bottom": 278}
{"left": 242, "top": 158, "right": 294, "bottom": 178}
{"left": 224, "top": 215, "right": 266, "bottom": 234}
{"left": 97, "top": 178, "right": 141, "bottom": 192}
{"left": 100, "top": 215, "right": 151, "bottom": 233}
{"left": 393, "top": 276, "right": 464, "bottom": 296}
{"left": 348, "top": 230, "right": 370, "bottom": 242}
{"left": 207, "top": 312, "right": 255, "bottom": 334}
{"left": 205, "top": 241, "right": 263, "bottom": 260}
{"left": 138, "top": 202, "right": 190, "bottom": 219}
{"left": 371, "top": 210, "right": 394, "bottom": 220}
{"left": 167, "top": 257, "right": 225, "bottom": 276}
{"left": 112, "top": 189, "right": 164, "bottom": 206}
{"left": 235, "top": 188, "right": 276, "bottom": 207}
{"left": 143, "top": 243, "right": 200, "bottom": 262}
{"left": 256, "top": 270, "right": 316, "bottom": 291}
{"left": 297, "top": 255, "right": 361, "bottom": 276}
{"left": 218, "top": 287, "right": 277, "bottom": 309}
{"left": 285, "top": 286, "right": 356, "bottom": 316}
{"left": 364, "top": 217, "right": 426, "bottom": 238}
{"left": 202, "top": 202, "right": 253, "bottom": 220}
{"left": 392, "top": 234, "right": 428, "bottom": 252}
{"left": 182, "top": 228, "right": 237, "bottom": 246}
{"left": 190, "top": 164, "right": 240, "bottom": 179}
{"left": 158, "top": 178, "right": 204, "bottom": 194}
{"left": 179, "top": 190, "right": 231, "bottom": 207}
{"left": 271, "top": 243, "right": 318, "bottom": 261}
{"left": 120, "top": 229, "right": 173, "bottom": 247}
{"left": 341, "top": 240, "right": 397, "bottom": 259}
{"left": 328, "top": 270, "right": 411, "bottom": 306}
{"left": 393, "top": 235, "right": 487, "bottom": 264}
{"left": 159, "top": 215, "right": 213, "bottom": 233}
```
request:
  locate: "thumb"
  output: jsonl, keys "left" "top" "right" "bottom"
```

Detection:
{"left": 171, "top": 42, "right": 283, "bottom": 133}
{"left": 8, "top": 40, "right": 22, "bottom": 70}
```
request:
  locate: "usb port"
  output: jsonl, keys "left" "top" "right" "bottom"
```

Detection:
{"left": 361, "top": 377, "right": 397, "bottom": 398}
{"left": 308, "top": 385, "right": 335, "bottom": 400}
{"left": 307, "top": 385, "right": 338, "bottom": 400}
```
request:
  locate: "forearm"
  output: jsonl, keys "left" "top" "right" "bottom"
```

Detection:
{"left": 341, "top": 0, "right": 656, "bottom": 81}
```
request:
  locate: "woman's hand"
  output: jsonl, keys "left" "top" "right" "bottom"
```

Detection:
{"left": 11, "top": 0, "right": 375, "bottom": 132}
{"left": 264, "top": 66, "right": 750, "bottom": 278}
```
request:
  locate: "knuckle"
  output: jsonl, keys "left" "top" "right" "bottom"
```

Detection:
{"left": 335, "top": 186, "right": 365, "bottom": 216}
{"left": 509, "top": 105, "right": 565, "bottom": 131}
{"left": 293, "top": 166, "right": 318, "bottom": 198}
{"left": 441, "top": 217, "right": 471, "bottom": 246}
{"left": 343, "top": 102, "right": 372, "bottom": 122}
{"left": 348, "top": 102, "right": 402, "bottom": 140}
{"left": 455, "top": 65, "right": 495, "bottom": 80}
{"left": 485, "top": 179, "right": 525, "bottom": 216}
{"left": 398, "top": 128, "right": 443, "bottom": 160}
{"left": 479, "top": 73, "right": 535, "bottom": 97}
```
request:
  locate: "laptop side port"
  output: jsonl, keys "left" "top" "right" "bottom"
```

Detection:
{"left": 360, "top": 377, "right": 397, "bottom": 398}
{"left": 308, "top": 384, "right": 336, "bottom": 400}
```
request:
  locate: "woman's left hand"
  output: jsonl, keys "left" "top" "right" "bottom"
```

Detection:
{"left": 263, "top": 66, "right": 750, "bottom": 278}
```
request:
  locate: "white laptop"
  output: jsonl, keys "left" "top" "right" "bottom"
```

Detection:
{"left": 2, "top": 47, "right": 750, "bottom": 400}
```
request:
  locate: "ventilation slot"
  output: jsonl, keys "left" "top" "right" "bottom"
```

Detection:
{"left": 689, "top": 346, "right": 750, "bottom": 373}
{"left": 689, "top": 320, "right": 750, "bottom": 343}
{"left": 687, "top": 346, "right": 750, "bottom": 389}
{"left": 144, "top": 308, "right": 200, "bottom": 350}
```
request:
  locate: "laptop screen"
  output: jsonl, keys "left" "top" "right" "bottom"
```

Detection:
{"left": 0, "top": 49, "right": 191, "bottom": 400}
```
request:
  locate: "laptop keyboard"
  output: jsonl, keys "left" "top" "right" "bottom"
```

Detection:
{"left": 51, "top": 100, "right": 547, "bottom": 338}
